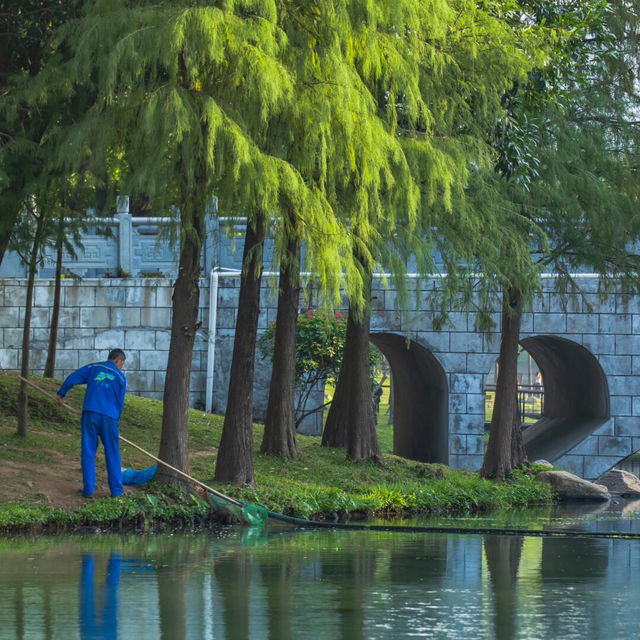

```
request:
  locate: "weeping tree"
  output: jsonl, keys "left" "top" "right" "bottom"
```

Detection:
{"left": 13, "top": 197, "right": 48, "bottom": 436}
{"left": 30, "top": 0, "right": 343, "bottom": 487}
{"left": 37, "top": 0, "right": 328, "bottom": 481}
{"left": 322, "top": 243, "right": 382, "bottom": 461}
{"left": 219, "top": 0, "right": 432, "bottom": 475}
{"left": 215, "top": 209, "right": 267, "bottom": 484}
{"left": 5, "top": 170, "right": 90, "bottom": 435}
{"left": 42, "top": 178, "right": 90, "bottom": 378}
{"left": 215, "top": 158, "right": 344, "bottom": 481}
{"left": 319, "top": 0, "right": 551, "bottom": 462}
{"left": 481, "top": 0, "right": 640, "bottom": 478}
{"left": 205, "top": 2, "right": 349, "bottom": 482}
{"left": 43, "top": 211, "right": 66, "bottom": 379}
{"left": 1, "top": 0, "right": 90, "bottom": 433}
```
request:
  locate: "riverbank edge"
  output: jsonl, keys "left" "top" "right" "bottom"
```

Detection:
{"left": 0, "top": 485, "right": 554, "bottom": 536}
{"left": 0, "top": 374, "right": 555, "bottom": 535}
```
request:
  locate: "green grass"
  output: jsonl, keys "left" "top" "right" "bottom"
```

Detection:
{"left": 0, "top": 374, "right": 553, "bottom": 532}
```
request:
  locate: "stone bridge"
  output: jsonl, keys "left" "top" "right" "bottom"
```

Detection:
{"left": 1, "top": 208, "right": 639, "bottom": 480}
{"left": 210, "top": 272, "right": 640, "bottom": 481}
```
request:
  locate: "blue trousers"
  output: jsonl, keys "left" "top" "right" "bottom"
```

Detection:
{"left": 81, "top": 411, "right": 123, "bottom": 497}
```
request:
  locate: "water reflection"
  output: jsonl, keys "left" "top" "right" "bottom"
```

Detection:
{"left": 2, "top": 514, "right": 640, "bottom": 639}
{"left": 484, "top": 536, "right": 522, "bottom": 640}
{"left": 258, "top": 554, "right": 296, "bottom": 640}
{"left": 80, "top": 553, "right": 120, "bottom": 639}
{"left": 215, "top": 544, "right": 254, "bottom": 640}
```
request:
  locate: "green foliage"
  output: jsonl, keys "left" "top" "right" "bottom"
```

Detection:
{"left": 479, "top": 0, "right": 640, "bottom": 479}
{"left": 15, "top": 0, "right": 565, "bottom": 312}
{"left": 484, "top": 0, "right": 640, "bottom": 294}
{"left": 0, "top": 1, "right": 87, "bottom": 257}
{"left": 0, "top": 492, "right": 211, "bottom": 533}
{"left": 258, "top": 309, "right": 347, "bottom": 386}
{"left": 0, "top": 504, "right": 57, "bottom": 528}
{"left": 258, "top": 308, "right": 384, "bottom": 423}
{"left": 235, "top": 462, "right": 553, "bottom": 520}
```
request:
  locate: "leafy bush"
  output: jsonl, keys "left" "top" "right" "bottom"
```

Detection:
{"left": 258, "top": 309, "right": 383, "bottom": 426}
{"left": 258, "top": 309, "right": 346, "bottom": 384}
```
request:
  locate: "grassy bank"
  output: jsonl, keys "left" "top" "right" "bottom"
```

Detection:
{"left": 0, "top": 374, "right": 553, "bottom": 533}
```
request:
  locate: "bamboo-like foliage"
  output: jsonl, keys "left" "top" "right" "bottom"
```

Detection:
{"left": 23, "top": 0, "right": 555, "bottom": 305}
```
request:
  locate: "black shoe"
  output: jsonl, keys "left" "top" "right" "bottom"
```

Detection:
{"left": 78, "top": 489, "right": 93, "bottom": 499}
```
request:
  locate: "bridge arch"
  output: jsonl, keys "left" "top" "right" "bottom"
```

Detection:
{"left": 518, "top": 335, "right": 610, "bottom": 462}
{"left": 369, "top": 332, "right": 448, "bottom": 464}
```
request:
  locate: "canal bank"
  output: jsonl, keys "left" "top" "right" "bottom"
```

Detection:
{"left": 0, "top": 374, "right": 553, "bottom": 534}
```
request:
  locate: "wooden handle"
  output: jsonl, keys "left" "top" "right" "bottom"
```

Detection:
{"left": 18, "top": 374, "right": 81, "bottom": 416}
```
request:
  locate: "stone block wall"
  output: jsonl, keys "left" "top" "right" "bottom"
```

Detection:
{"left": 3, "top": 272, "right": 640, "bottom": 478}
{"left": 0, "top": 278, "right": 209, "bottom": 408}
{"left": 0, "top": 275, "right": 322, "bottom": 431}
{"left": 374, "top": 275, "right": 640, "bottom": 479}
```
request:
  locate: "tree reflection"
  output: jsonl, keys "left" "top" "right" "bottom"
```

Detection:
{"left": 484, "top": 535, "right": 523, "bottom": 640}
{"left": 259, "top": 557, "right": 297, "bottom": 640}
{"left": 155, "top": 535, "right": 205, "bottom": 639}
{"left": 321, "top": 544, "right": 378, "bottom": 640}
{"left": 157, "top": 565, "right": 186, "bottom": 639}
{"left": 13, "top": 584, "right": 24, "bottom": 640}
{"left": 541, "top": 538, "right": 608, "bottom": 580}
{"left": 540, "top": 537, "right": 609, "bottom": 638}
{"left": 214, "top": 550, "right": 254, "bottom": 640}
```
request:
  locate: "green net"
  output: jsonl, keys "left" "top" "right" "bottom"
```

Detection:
{"left": 206, "top": 493, "right": 268, "bottom": 527}
{"left": 241, "top": 503, "right": 269, "bottom": 527}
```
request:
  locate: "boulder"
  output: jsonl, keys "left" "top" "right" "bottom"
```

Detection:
{"left": 596, "top": 469, "right": 640, "bottom": 498}
{"left": 536, "top": 470, "right": 610, "bottom": 502}
{"left": 533, "top": 459, "right": 554, "bottom": 469}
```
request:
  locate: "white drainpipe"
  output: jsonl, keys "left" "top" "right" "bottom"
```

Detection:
{"left": 205, "top": 268, "right": 219, "bottom": 413}
{"left": 205, "top": 267, "right": 241, "bottom": 413}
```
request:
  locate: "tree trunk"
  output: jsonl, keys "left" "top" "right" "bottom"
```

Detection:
{"left": 215, "top": 214, "right": 266, "bottom": 486}
{"left": 157, "top": 211, "right": 205, "bottom": 482}
{"left": 0, "top": 240, "right": 7, "bottom": 267}
{"left": 17, "top": 214, "right": 45, "bottom": 437}
{"left": 320, "top": 312, "right": 351, "bottom": 448}
{"left": 261, "top": 230, "right": 300, "bottom": 458}
{"left": 511, "top": 388, "right": 527, "bottom": 469}
{"left": 322, "top": 274, "right": 380, "bottom": 461}
{"left": 480, "top": 287, "right": 526, "bottom": 478}
{"left": 44, "top": 213, "right": 64, "bottom": 378}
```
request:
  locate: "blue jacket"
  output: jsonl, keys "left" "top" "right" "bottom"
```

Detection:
{"left": 57, "top": 360, "right": 126, "bottom": 420}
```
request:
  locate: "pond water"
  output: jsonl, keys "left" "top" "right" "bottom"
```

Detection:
{"left": 2, "top": 501, "right": 640, "bottom": 640}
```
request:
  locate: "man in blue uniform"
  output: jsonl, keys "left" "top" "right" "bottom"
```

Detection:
{"left": 56, "top": 349, "right": 127, "bottom": 498}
